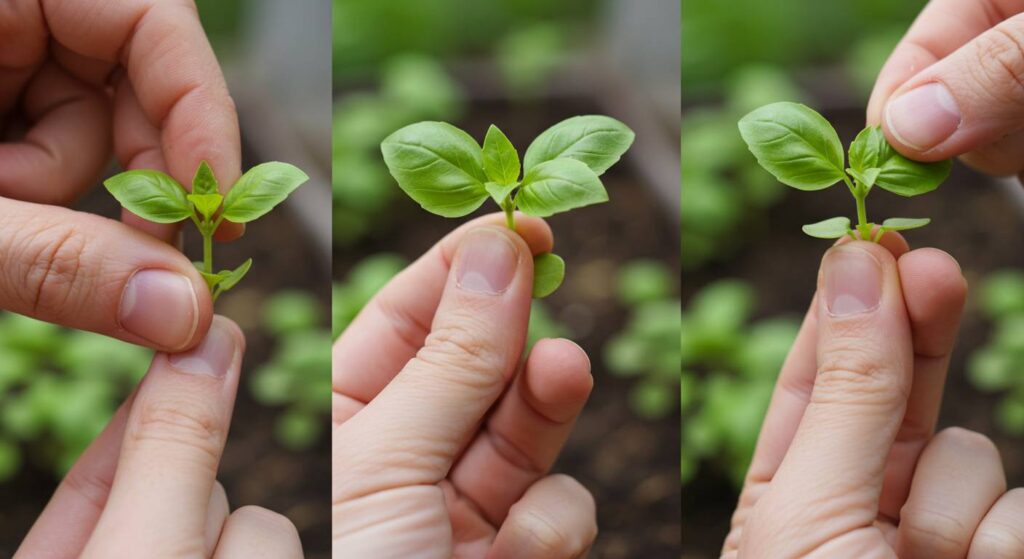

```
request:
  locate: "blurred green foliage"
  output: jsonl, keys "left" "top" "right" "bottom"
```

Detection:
{"left": 250, "top": 291, "right": 332, "bottom": 451}
{"left": 0, "top": 314, "right": 152, "bottom": 481}
{"left": 682, "top": 66, "right": 803, "bottom": 269}
{"left": 968, "top": 271, "right": 1024, "bottom": 435}
{"left": 605, "top": 261, "right": 681, "bottom": 420}
{"left": 333, "top": 56, "right": 465, "bottom": 246}
{"left": 680, "top": 281, "right": 799, "bottom": 485}
{"left": 496, "top": 23, "right": 571, "bottom": 100}
{"left": 333, "top": 0, "right": 593, "bottom": 82}
{"left": 195, "top": 0, "right": 244, "bottom": 48}
{"left": 682, "top": 0, "right": 922, "bottom": 99}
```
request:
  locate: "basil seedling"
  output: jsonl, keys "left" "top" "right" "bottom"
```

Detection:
{"left": 104, "top": 161, "right": 309, "bottom": 301}
{"left": 739, "top": 102, "right": 951, "bottom": 241}
{"left": 381, "top": 115, "right": 635, "bottom": 297}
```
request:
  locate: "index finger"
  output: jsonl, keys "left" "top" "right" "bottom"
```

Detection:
{"left": 866, "top": 0, "right": 1024, "bottom": 124}
{"left": 43, "top": 0, "right": 241, "bottom": 206}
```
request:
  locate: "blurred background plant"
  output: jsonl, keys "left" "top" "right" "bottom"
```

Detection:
{"left": 682, "top": 1, "right": 1024, "bottom": 556}
{"left": 333, "top": 0, "right": 681, "bottom": 555}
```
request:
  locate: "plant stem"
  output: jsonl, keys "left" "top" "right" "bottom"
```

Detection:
{"left": 203, "top": 231, "right": 213, "bottom": 274}
{"left": 844, "top": 174, "right": 872, "bottom": 240}
{"left": 502, "top": 196, "right": 516, "bottom": 230}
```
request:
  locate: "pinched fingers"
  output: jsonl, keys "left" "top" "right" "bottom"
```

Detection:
{"left": 489, "top": 475, "right": 597, "bottom": 559}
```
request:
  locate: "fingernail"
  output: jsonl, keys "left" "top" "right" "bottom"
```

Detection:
{"left": 168, "top": 317, "right": 238, "bottom": 377}
{"left": 119, "top": 270, "right": 199, "bottom": 350}
{"left": 885, "top": 82, "right": 961, "bottom": 151}
{"left": 456, "top": 228, "right": 519, "bottom": 295}
{"left": 823, "top": 246, "right": 883, "bottom": 317}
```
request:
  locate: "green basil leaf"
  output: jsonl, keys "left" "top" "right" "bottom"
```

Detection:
{"left": 484, "top": 182, "right": 517, "bottom": 205}
{"left": 103, "top": 170, "right": 192, "bottom": 223}
{"left": 848, "top": 126, "right": 950, "bottom": 197}
{"left": 517, "top": 158, "right": 607, "bottom": 217}
{"left": 523, "top": 115, "right": 635, "bottom": 175}
{"left": 847, "top": 167, "right": 881, "bottom": 189}
{"left": 532, "top": 253, "right": 565, "bottom": 298}
{"left": 738, "top": 102, "right": 846, "bottom": 190}
{"left": 801, "top": 216, "right": 851, "bottom": 239}
{"left": 192, "top": 161, "right": 219, "bottom": 195}
{"left": 217, "top": 258, "right": 253, "bottom": 293}
{"left": 482, "top": 125, "right": 521, "bottom": 185}
{"left": 880, "top": 217, "right": 930, "bottom": 231}
{"left": 221, "top": 162, "right": 309, "bottom": 223}
{"left": 199, "top": 270, "right": 227, "bottom": 290}
{"left": 381, "top": 121, "right": 489, "bottom": 218}
{"left": 187, "top": 193, "right": 223, "bottom": 220}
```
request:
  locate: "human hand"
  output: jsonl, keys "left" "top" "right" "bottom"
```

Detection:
{"left": 15, "top": 317, "right": 302, "bottom": 559}
{"left": 723, "top": 236, "right": 1024, "bottom": 558}
{"left": 869, "top": 0, "right": 1024, "bottom": 178}
{"left": 0, "top": 0, "right": 243, "bottom": 351}
{"left": 333, "top": 214, "right": 597, "bottom": 559}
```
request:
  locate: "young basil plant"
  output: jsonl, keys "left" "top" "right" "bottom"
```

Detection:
{"left": 738, "top": 102, "right": 951, "bottom": 241}
{"left": 381, "top": 115, "right": 635, "bottom": 297}
{"left": 104, "top": 161, "right": 309, "bottom": 301}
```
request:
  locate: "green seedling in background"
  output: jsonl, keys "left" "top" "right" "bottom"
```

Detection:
{"left": 968, "top": 270, "right": 1024, "bottom": 436}
{"left": 381, "top": 115, "right": 635, "bottom": 297}
{"left": 739, "top": 102, "right": 950, "bottom": 241}
{"left": 105, "top": 161, "right": 309, "bottom": 301}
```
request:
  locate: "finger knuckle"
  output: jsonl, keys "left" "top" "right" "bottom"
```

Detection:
{"left": 971, "top": 522, "right": 1024, "bottom": 558}
{"left": 17, "top": 220, "right": 87, "bottom": 316}
{"left": 813, "top": 345, "right": 908, "bottom": 405}
{"left": 511, "top": 510, "right": 574, "bottom": 556}
{"left": 901, "top": 509, "right": 970, "bottom": 556}
{"left": 62, "top": 468, "right": 112, "bottom": 512}
{"left": 128, "top": 396, "right": 223, "bottom": 466}
{"left": 417, "top": 319, "right": 508, "bottom": 387}
{"left": 974, "top": 21, "right": 1024, "bottom": 106}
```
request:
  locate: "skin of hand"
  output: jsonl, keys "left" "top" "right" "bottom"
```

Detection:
{"left": 868, "top": 0, "right": 1024, "bottom": 178}
{"left": 14, "top": 317, "right": 302, "bottom": 559}
{"left": 333, "top": 213, "right": 598, "bottom": 559}
{"left": 0, "top": 0, "right": 243, "bottom": 353}
{"left": 722, "top": 234, "right": 1024, "bottom": 558}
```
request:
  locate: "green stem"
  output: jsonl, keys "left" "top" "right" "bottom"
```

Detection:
{"left": 502, "top": 197, "right": 516, "bottom": 230}
{"left": 844, "top": 173, "right": 872, "bottom": 240}
{"left": 855, "top": 191, "right": 868, "bottom": 232}
{"left": 203, "top": 230, "right": 213, "bottom": 274}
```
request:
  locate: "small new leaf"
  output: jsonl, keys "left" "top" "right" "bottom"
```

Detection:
{"left": 199, "top": 270, "right": 227, "bottom": 290}
{"left": 880, "top": 217, "right": 930, "bottom": 231}
{"left": 517, "top": 158, "right": 607, "bottom": 217}
{"left": 187, "top": 193, "right": 223, "bottom": 220}
{"left": 218, "top": 258, "right": 253, "bottom": 293}
{"left": 523, "top": 115, "right": 635, "bottom": 175}
{"left": 738, "top": 102, "right": 846, "bottom": 190}
{"left": 192, "top": 161, "right": 219, "bottom": 195}
{"left": 848, "top": 126, "right": 950, "bottom": 197}
{"left": 482, "top": 125, "right": 521, "bottom": 185}
{"left": 532, "top": 253, "right": 565, "bottom": 298}
{"left": 103, "top": 170, "right": 192, "bottom": 223}
{"left": 484, "top": 182, "right": 517, "bottom": 205}
{"left": 801, "top": 216, "right": 852, "bottom": 239}
{"left": 222, "top": 162, "right": 309, "bottom": 223}
{"left": 381, "top": 121, "right": 489, "bottom": 217}
{"left": 848, "top": 167, "right": 881, "bottom": 189}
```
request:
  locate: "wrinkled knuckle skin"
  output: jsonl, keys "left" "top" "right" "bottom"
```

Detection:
{"left": 901, "top": 509, "right": 970, "bottom": 557}
{"left": 127, "top": 397, "right": 223, "bottom": 467}
{"left": 16, "top": 220, "right": 89, "bottom": 317}
{"left": 62, "top": 468, "right": 112, "bottom": 513}
{"left": 813, "top": 345, "right": 907, "bottom": 405}
{"left": 511, "top": 510, "right": 574, "bottom": 556}
{"left": 971, "top": 524, "right": 1024, "bottom": 559}
{"left": 974, "top": 20, "right": 1024, "bottom": 107}
{"left": 417, "top": 319, "right": 508, "bottom": 387}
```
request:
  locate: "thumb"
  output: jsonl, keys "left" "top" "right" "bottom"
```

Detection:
{"left": 744, "top": 242, "right": 913, "bottom": 551}
{"left": 334, "top": 225, "right": 533, "bottom": 500}
{"left": 881, "top": 15, "right": 1024, "bottom": 162}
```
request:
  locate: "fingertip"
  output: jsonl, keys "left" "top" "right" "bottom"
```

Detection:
{"left": 523, "top": 338, "right": 593, "bottom": 417}
{"left": 898, "top": 247, "right": 967, "bottom": 356}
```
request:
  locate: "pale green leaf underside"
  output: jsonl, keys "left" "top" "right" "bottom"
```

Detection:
{"left": 222, "top": 162, "right": 309, "bottom": 223}
{"left": 802, "top": 216, "right": 852, "bottom": 239}
{"left": 738, "top": 102, "right": 846, "bottom": 190}
{"left": 381, "top": 121, "right": 489, "bottom": 217}
{"left": 192, "top": 161, "right": 219, "bottom": 195}
{"left": 881, "top": 217, "right": 930, "bottom": 231}
{"left": 517, "top": 158, "right": 608, "bottom": 218}
{"left": 523, "top": 115, "right": 635, "bottom": 176}
{"left": 532, "top": 253, "right": 565, "bottom": 298}
{"left": 485, "top": 182, "right": 517, "bottom": 205}
{"left": 103, "top": 169, "right": 191, "bottom": 223}
{"left": 482, "top": 125, "right": 521, "bottom": 186}
{"left": 848, "top": 126, "right": 950, "bottom": 197}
